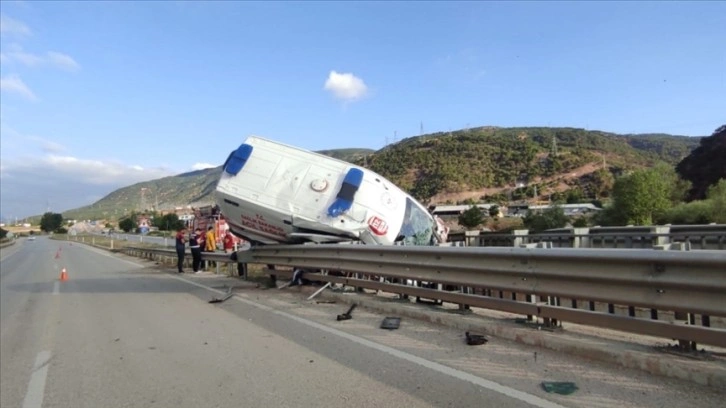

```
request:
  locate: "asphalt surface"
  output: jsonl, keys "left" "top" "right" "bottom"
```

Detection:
{"left": 1, "top": 237, "right": 723, "bottom": 408}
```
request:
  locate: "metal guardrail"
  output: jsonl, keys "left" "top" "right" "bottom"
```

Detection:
{"left": 124, "top": 244, "right": 726, "bottom": 349}
{"left": 448, "top": 224, "right": 726, "bottom": 250}
{"left": 0, "top": 238, "right": 16, "bottom": 249}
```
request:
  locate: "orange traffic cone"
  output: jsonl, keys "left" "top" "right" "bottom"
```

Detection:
{"left": 59, "top": 268, "right": 68, "bottom": 281}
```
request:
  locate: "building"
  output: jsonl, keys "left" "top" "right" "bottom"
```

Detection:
{"left": 507, "top": 203, "right": 602, "bottom": 217}
{"left": 431, "top": 204, "right": 503, "bottom": 218}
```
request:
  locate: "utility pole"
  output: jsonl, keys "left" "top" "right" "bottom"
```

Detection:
{"left": 140, "top": 188, "right": 148, "bottom": 212}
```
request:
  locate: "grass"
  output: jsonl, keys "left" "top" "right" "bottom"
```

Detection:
{"left": 51, "top": 234, "right": 166, "bottom": 251}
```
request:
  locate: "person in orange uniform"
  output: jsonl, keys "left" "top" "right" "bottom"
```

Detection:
{"left": 204, "top": 226, "right": 217, "bottom": 269}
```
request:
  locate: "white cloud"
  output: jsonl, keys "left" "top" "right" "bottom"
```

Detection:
{"left": 323, "top": 70, "right": 368, "bottom": 101}
{"left": 1, "top": 49, "right": 43, "bottom": 66}
{"left": 0, "top": 47, "right": 80, "bottom": 71}
{"left": 28, "top": 135, "right": 66, "bottom": 153}
{"left": 46, "top": 51, "right": 81, "bottom": 71}
{"left": 191, "top": 162, "right": 217, "bottom": 171}
{"left": 0, "top": 74, "right": 37, "bottom": 101}
{"left": 0, "top": 153, "right": 178, "bottom": 218}
{"left": 0, "top": 15, "right": 31, "bottom": 36}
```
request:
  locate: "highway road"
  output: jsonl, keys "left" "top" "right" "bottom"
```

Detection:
{"left": 1, "top": 237, "right": 723, "bottom": 408}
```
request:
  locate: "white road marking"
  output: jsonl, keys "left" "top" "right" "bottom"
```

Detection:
{"left": 22, "top": 351, "right": 51, "bottom": 408}
{"left": 172, "top": 275, "right": 566, "bottom": 408}
{"left": 52, "top": 281, "right": 59, "bottom": 295}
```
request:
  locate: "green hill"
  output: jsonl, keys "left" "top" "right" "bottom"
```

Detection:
{"left": 358, "top": 127, "right": 700, "bottom": 204}
{"left": 61, "top": 127, "right": 701, "bottom": 221}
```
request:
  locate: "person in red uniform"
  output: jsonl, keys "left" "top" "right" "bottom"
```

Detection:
{"left": 223, "top": 230, "right": 235, "bottom": 253}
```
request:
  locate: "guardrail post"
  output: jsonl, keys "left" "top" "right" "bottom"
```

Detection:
{"left": 527, "top": 293, "right": 538, "bottom": 322}
{"left": 512, "top": 230, "right": 529, "bottom": 247}
{"left": 458, "top": 286, "right": 472, "bottom": 312}
{"left": 652, "top": 226, "right": 671, "bottom": 247}
{"left": 572, "top": 228, "right": 590, "bottom": 248}
{"left": 464, "top": 230, "right": 479, "bottom": 247}
{"left": 654, "top": 241, "right": 699, "bottom": 350}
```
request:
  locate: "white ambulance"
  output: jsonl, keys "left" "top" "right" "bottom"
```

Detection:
{"left": 214, "top": 136, "right": 449, "bottom": 246}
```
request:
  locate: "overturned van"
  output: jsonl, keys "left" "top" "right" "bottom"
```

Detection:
{"left": 215, "top": 136, "right": 449, "bottom": 246}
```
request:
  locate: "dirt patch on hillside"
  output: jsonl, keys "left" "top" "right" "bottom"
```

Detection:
{"left": 430, "top": 162, "right": 606, "bottom": 204}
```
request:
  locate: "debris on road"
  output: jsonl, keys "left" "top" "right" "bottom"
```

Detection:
{"left": 465, "top": 331, "right": 488, "bottom": 345}
{"left": 380, "top": 317, "right": 401, "bottom": 330}
{"left": 209, "top": 286, "right": 234, "bottom": 304}
{"left": 541, "top": 381, "right": 578, "bottom": 395}
{"left": 307, "top": 282, "right": 332, "bottom": 300}
{"left": 336, "top": 304, "right": 357, "bottom": 321}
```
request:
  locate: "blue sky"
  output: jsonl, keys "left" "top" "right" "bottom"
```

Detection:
{"left": 1, "top": 1, "right": 724, "bottom": 221}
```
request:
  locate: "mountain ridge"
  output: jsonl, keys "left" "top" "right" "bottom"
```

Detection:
{"left": 58, "top": 127, "right": 701, "bottom": 221}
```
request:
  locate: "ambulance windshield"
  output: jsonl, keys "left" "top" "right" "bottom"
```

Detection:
{"left": 396, "top": 198, "right": 435, "bottom": 246}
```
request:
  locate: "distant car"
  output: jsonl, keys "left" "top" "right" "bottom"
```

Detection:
{"left": 28, "top": 236, "right": 36, "bottom": 241}
{"left": 215, "top": 135, "right": 449, "bottom": 246}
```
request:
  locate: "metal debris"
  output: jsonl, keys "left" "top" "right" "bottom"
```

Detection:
{"left": 465, "top": 331, "right": 488, "bottom": 345}
{"left": 209, "top": 286, "right": 234, "bottom": 304}
{"left": 541, "top": 382, "right": 578, "bottom": 395}
{"left": 336, "top": 304, "right": 357, "bottom": 321}
{"left": 307, "top": 282, "right": 332, "bottom": 300}
{"left": 380, "top": 317, "right": 401, "bottom": 330}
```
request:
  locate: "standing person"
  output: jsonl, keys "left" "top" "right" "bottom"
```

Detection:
{"left": 206, "top": 225, "right": 217, "bottom": 252}
{"left": 175, "top": 228, "right": 187, "bottom": 273}
{"left": 190, "top": 228, "right": 203, "bottom": 273}
{"left": 223, "top": 230, "right": 235, "bottom": 253}
{"left": 225, "top": 231, "right": 247, "bottom": 278}
{"left": 205, "top": 225, "right": 217, "bottom": 269}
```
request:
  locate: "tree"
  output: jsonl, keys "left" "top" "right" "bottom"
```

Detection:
{"left": 676, "top": 124, "right": 726, "bottom": 200}
{"left": 118, "top": 218, "right": 135, "bottom": 233}
{"left": 40, "top": 212, "right": 63, "bottom": 232}
{"left": 707, "top": 179, "right": 726, "bottom": 223}
{"left": 0, "top": 228, "right": 8, "bottom": 240}
{"left": 591, "top": 169, "right": 615, "bottom": 199}
{"left": 154, "top": 213, "right": 184, "bottom": 231}
{"left": 523, "top": 205, "right": 569, "bottom": 233}
{"left": 488, "top": 205, "right": 500, "bottom": 218}
{"left": 609, "top": 166, "right": 677, "bottom": 225}
{"left": 572, "top": 217, "right": 589, "bottom": 228}
{"left": 458, "top": 205, "right": 484, "bottom": 229}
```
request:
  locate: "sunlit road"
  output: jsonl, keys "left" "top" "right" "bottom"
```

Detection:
{"left": 1, "top": 237, "right": 723, "bottom": 408}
